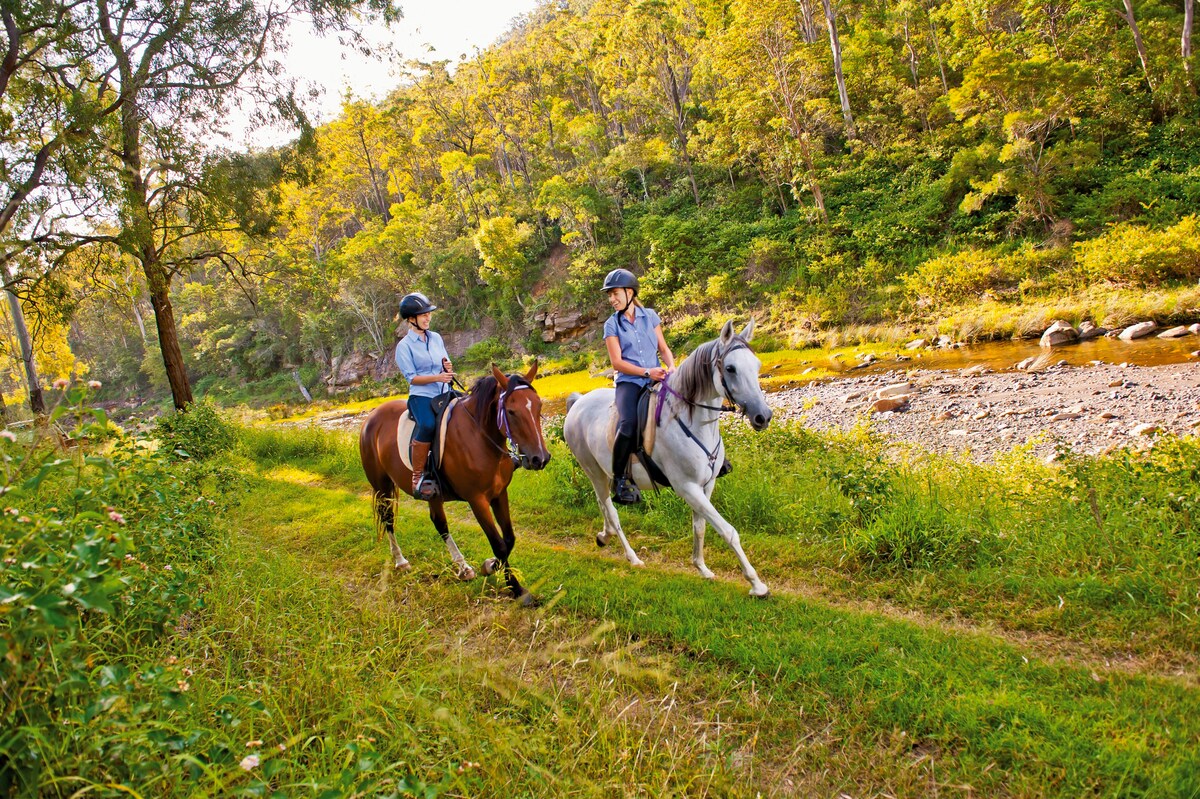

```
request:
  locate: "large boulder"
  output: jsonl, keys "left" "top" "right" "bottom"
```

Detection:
{"left": 327, "top": 351, "right": 377, "bottom": 387}
{"left": 1078, "top": 320, "right": 1107, "bottom": 341}
{"left": 1118, "top": 321, "right": 1158, "bottom": 341}
{"left": 1039, "top": 320, "right": 1079, "bottom": 348}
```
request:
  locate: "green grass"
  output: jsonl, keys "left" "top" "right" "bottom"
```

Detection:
{"left": 20, "top": 420, "right": 1197, "bottom": 796}
{"left": 143, "top": 423, "right": 1198, "bottom": 797}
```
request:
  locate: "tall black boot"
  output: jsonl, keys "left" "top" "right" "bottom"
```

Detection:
{"left": 611, "top": 432, "right": 641, "bottom": 505}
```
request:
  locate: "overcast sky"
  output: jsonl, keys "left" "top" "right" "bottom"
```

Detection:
{"left": 232, "top": 0, "right": 540, "bottom": 148}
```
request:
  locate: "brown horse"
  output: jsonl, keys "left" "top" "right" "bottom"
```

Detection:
{"left": 359, "top": 363, "right": 550, "bottom": 604}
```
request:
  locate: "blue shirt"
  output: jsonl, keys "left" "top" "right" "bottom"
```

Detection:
{"left": 395, "top": 329, "right": 451, "bottom": 398}
{"left": 603, "top": 305, "right": 662, "bottom": 387}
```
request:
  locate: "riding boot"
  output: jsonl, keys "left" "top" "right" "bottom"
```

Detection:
{"left": 411, "top": 441, "right": 438, "bottom": 500}
{"left": 611, "top": 432, "right": 641, "bottom": 505}
{"left": 717, "top": 457, "right": 733, "bottom": 478}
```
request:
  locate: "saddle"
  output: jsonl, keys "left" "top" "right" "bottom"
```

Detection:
{"left": 606, "top": 386, "right": 672, "bottom": 490}
{"left": 396, "top": 390, "right": 462, "bottom": 496}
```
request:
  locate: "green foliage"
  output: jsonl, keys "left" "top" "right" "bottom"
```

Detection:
{"left": 1074, "top": 216, "right": 1200, "bottom": 286}
{"left": 153, "top": 399, "right": 239, "bottom": 461}
{"left": 0, "top": 397, "right": 229, "bottom": 794}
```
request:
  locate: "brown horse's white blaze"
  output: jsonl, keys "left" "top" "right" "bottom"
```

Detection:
{"left": 359, "top": 362, "right": 549, "bottom": 604}
{"left": 564, "top": 320, "right": 772, "bottom": 597}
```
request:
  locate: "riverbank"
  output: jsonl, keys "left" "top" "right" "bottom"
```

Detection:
{"left": 769, "top": 360, "right": 1200, "bottom": 462}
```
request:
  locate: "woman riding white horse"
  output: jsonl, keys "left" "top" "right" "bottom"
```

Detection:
{"left": 564, "top": 317, "right": 773, "bottom": 597}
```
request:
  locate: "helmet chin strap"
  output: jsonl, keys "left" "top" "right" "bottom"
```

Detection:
{"left": 408, "top": 317, "right": 429, "bottom": 333}
{"left": 619, "top": 289, "right": 636, "bottom": 317}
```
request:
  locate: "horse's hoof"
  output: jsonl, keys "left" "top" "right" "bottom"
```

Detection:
{"left": 481, "top": 557, "right": 500, "bottom": 576}
{"left": 697, "top": 568, "right": 716, "bottom": 580}
{"left": 629, "top": 557, "right": 645, "bottom": 568}
{"left": 457, "top": 564, "right": 476, "bottom": 581}
{"left": 516, "top": 591, "right": 539, "bottom": 608}
{"left": 749, "top": 583, "right": 770, "bottom": 598}
{"left": 395, "top": 560, "right": 412, "bottom": 572}
{"left": 595, "top": 533, "right": 608, "bottom": 548}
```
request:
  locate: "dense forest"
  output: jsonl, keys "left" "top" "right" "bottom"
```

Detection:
{"left": 2, "top": 0, "right": 1198, "bottom": 411}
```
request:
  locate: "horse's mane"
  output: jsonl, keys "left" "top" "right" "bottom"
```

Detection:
{"left": 671, "top": 336, "right": 746, "bottom": 405}
{"left": 466, "top": 373, "right": 532, "bottom": 417}
{"left": 468, "top": 375, "right": 500, "bottom": 416}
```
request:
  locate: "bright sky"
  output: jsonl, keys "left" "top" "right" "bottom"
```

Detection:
{"left": 233, "top": 0, "right": 540, "bottom": 148}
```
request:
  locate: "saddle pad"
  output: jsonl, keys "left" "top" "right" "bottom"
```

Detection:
{"left": 395, "top": 398, "right": 458, "bottom": 470}
{"left": 605, "top": 387, "right": 658, "bottom": 457}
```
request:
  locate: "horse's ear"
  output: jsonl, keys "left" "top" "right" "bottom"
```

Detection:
{"left": 719, "top": 319, "right": 735, "bottom": 344}
{"left": 740, "top": 318, "right": 756, "bottom": 342}
{"left": 524, "top": 358, "right": 538, "bottom": 382}
{"left": 491, "top": 364, "right": 509, "bottom": 389}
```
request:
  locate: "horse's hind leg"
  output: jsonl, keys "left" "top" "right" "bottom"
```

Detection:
{"left": 374, "top": 489, "right": 411, "bottom": 571}
{"left": 584, "top": 469, "right": 644, "bottom": 568}
{"left": 677, "top": 483, "right": 768, "bottom": 597}
{"left": 429, "top": 498, "right": 475, "bottom": 580}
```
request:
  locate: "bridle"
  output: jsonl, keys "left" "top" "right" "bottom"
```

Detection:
{"left": 653, "top": 336, "right": 754, "bottom": 484}
{"left": 496, "top": 382, "right": 539, "bottom": 465}
{"left": 657, "top": 337, "right": 752, "bottom": 421}
{"left": 461, "top": 378, "right": 539, "bottom": 466}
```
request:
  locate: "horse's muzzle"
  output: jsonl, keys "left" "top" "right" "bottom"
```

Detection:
{"left": 521, "top": 452, "right": 551, "bottom": 471}
{"left": 749, "top": 408, "right": 773, "bottom": 431}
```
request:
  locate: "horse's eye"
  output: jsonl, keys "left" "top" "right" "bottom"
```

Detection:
{"left": 725, "top": 364, "right": 736, "bottom": 374}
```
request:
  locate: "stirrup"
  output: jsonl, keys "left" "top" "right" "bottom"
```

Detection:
{"left": 612, "top": 476, "right": 641, "bottom": 505}
{"left": 717, "top": 458, "right": 733, "bottom": 478}
{"left": 414, "top": 474, "right": 439, "bottom": 501}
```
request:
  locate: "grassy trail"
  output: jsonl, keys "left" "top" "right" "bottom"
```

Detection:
{"left": 187, "top": 435, "right": 1200, "bottom": 798}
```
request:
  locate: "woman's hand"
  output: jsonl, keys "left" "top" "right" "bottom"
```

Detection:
{"left": 442, "top": 357, "right": 453, "bottom": 372}
{"left": 648, "top": 366, "right": 668, "bottom": 382}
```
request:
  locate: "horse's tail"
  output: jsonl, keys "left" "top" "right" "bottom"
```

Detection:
{"left": 359, "top": 410, "right": 393, "bottom": 542}
{"left": 566, "top": 392, "right": 583, "bottom": 413}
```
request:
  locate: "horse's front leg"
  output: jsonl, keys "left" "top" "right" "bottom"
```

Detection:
{"left": 677, "top": 483, "right": 769, "bottom": 597}
{"left": 691, "top": 509, "right": 715, "bottom": 580}
{"left": 484, "top": 491, "right": 517, "bottom": 577}
{"left": 467, "top": 495, "right": 533, "bottom": 605}
{"left": 429, "top": 498, "right": 475, "bottom": 581}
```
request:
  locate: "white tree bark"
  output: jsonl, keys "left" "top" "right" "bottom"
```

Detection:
{"left": 821, "top": 0, "right": 857, "bottom": 139}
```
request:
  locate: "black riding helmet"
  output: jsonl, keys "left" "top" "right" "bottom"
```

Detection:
{"left": 601, "top": 268, "right": 638, "bottom": 294}
{"left": 399, "top": 292, "right": 437, "bottom": 320}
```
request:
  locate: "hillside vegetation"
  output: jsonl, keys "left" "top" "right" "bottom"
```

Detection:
{"left": 8, "top": 0, "right": 1200, "bottom": 408}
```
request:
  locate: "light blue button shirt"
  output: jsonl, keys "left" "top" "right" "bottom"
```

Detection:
{"left": 395, "top": 329, "right": 450, "bottom": 398}
{"left": 603, "top": 306, "right": 662, "bottom": 387}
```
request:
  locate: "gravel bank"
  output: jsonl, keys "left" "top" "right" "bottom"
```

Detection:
{"left": 767, "top": 360, "right": 1200, "bottom": 462}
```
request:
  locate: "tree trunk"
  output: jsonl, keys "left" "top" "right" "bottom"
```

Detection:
{"left": 292, "top": 368, "right": 312, "bottom": 402}
{"left": 821, "top": 0, "right": 856, "bottom": 139}
{"left": 146, "top": 276, "right": 193, "bottom": 409}
{"left": 1121, "top": 0, "right": 1156, "bottom": 92}
{"left": 1184, "top": 0, "right": 1195, "bottom": 86}
{"left": 5, "top": 289, "right": 45, "bottom": 414}
{"left": 926, "top": 3, "right": 949, "bottom": 93}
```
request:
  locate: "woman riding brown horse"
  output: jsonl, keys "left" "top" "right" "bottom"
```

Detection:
{"left": 359, "top": 363, "right": 550, "bottom": 604}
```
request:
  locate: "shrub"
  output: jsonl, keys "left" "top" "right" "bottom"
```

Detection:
{"left": 153, "top": 398, "right": 238, "bottom": 460}
{"left": 0, "top": 403, "right": 227, "bottom": 792}
{"left": 1074, "top": 216, "right": 1200, "bottom": 286}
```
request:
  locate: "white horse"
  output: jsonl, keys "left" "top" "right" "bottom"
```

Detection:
{"left": 564, "top": 319, "right": 773, "bottom": 597}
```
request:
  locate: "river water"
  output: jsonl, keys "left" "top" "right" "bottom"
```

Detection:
{"left": 763, "top": 333, "right": 1200, "bottom": 389}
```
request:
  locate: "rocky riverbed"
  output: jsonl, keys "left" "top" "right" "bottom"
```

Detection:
{"left": 767, "top": 359, "right": 1200, "bottom": 462}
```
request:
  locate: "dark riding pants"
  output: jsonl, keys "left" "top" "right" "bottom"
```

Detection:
{"left": 614, "top": 382, "right": 646, "bottom": 438}
{"left": 408, "top": 396, "right": 436, "bottom": 443}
